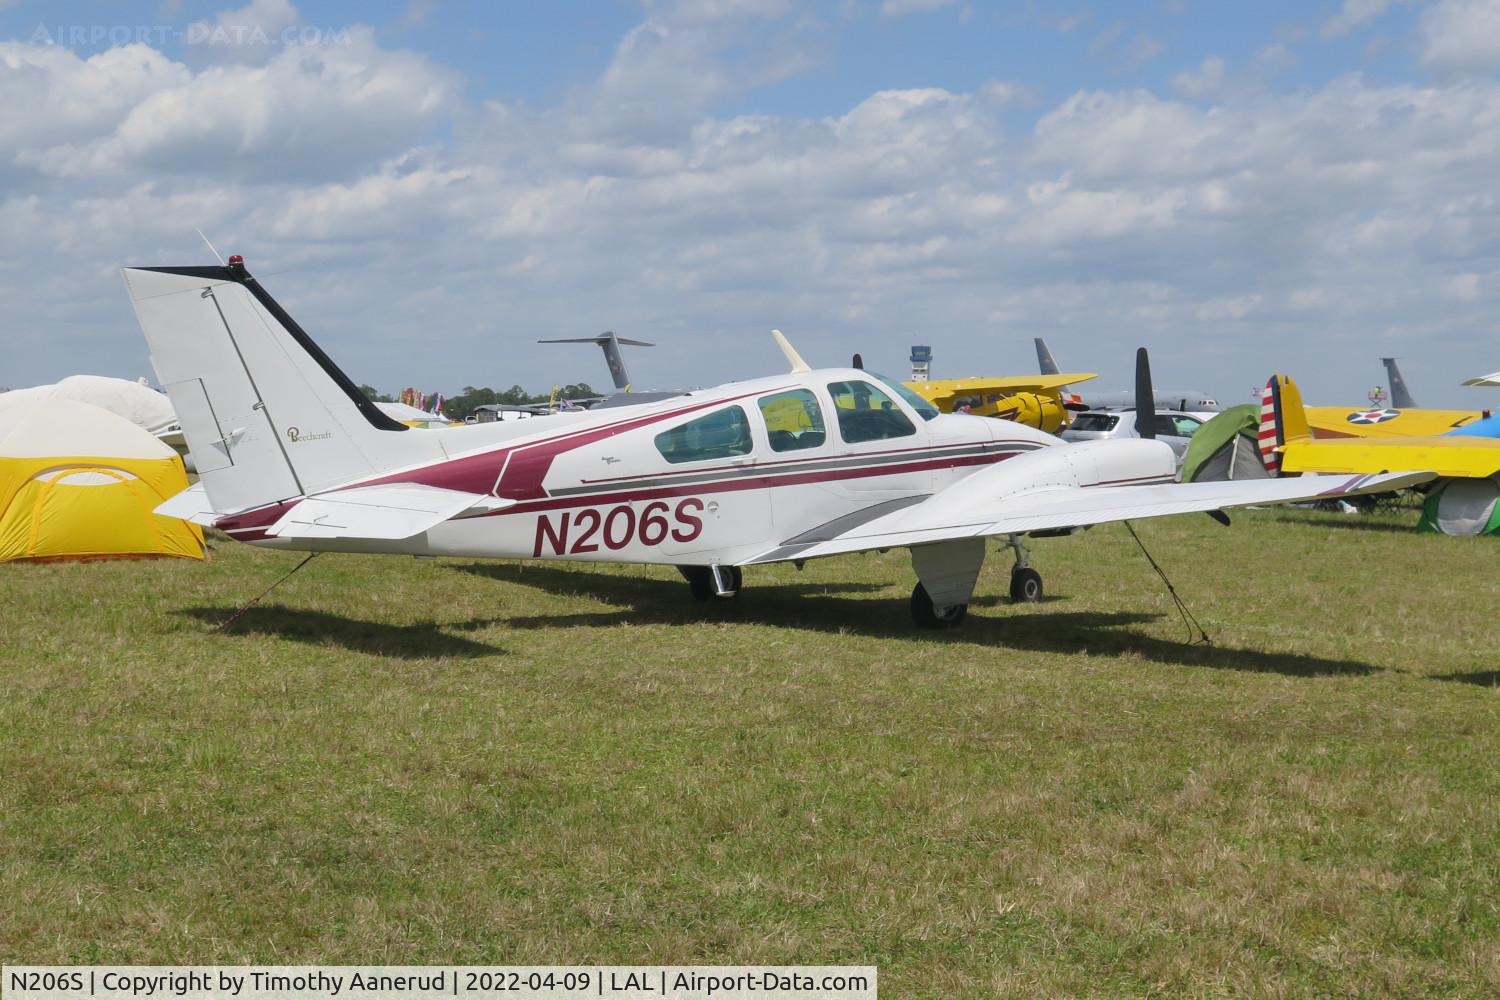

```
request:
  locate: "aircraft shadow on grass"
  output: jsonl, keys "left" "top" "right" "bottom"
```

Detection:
{"left": 1269, "top": 513, "right": 1421, "bottom": 535}
{"left": 1431, "top": 669, "right": 1500, "bottom": 688}
{"left": 179, "top": 604, "right": 504, "bottom": 658}
{"left": 450, "top": 563, "right": 1380, "bottom": 678}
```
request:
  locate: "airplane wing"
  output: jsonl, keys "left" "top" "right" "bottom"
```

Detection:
{"left": 266, "top": 484, "right": 512, "bottom": 540}
{"left": 745, "top": 471, "right": 1431, "bottom": 564}
{"left": 1280, "top": 436, "right": 1500, "bottom": 478}
{"left": 917, "top": 373, "right": 1098, "bottom": 399}
{"left": 1304, "top": 405, "right": 1485, "bottom": 438}
{"left": 1462, "top": 370, "right": 1500, "bottom": 387}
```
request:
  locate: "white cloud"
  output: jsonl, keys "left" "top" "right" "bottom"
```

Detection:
{"left": 183, "top": 0, "right": 300, "bottom": 66}
{"left": 879, "top": 0, "right": 957, "bottom": 17}
{"left": 1172, "top": 56, "right": 1226, "bottom": 99}
{"left": 8, "top": 28, "right": 455, "bottom": 185}
{"left": 1420, "top": 0, "right": 1500, "bottom": 75}
{"left": 1321, "top": 0, "right": 1402, "bottom": 38}
{"left": 2, "top": 8, "right": 1500, "bottom": 402}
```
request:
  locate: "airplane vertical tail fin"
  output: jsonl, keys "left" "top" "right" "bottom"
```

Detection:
{"left": 1258, "top": 374, "right": 1310, "bottom": 475}
{"left": 1381, "top": 357, "right": 1417, "bottom": 409}
{"left": 538, "top": 332, "right": 654, "bottom": 392}
{"left": 1034, "top": 337, "right": 1060, "bottom": 376}
{"left": 123, "top": 258, "right": 441, "bottom": 515}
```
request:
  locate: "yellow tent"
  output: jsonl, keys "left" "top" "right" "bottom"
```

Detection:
{"left": 0, "top": 397, "right": 203, "bottom": 563}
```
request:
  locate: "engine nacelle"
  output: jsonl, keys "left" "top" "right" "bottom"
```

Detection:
{"left": 984, "top": 391, "right": 1069, "bottom": 434}
{"left": 919, "top": 438, "right": 1177, "bottom": 523}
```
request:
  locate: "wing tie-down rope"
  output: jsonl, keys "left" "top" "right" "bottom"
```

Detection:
{"left": 214, "top": 552, "right": 321, "bottom": 633}
{"left": 1122, "top": 520, "right": 1213, "bottom": 646}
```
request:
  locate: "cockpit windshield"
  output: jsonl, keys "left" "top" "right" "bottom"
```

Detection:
{"left": 868, "top": 372, "right": 939, "bottom": 421}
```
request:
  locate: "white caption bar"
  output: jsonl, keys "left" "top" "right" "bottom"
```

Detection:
{"left": 2, "top": 966, "right": 876, "bottom": 1000}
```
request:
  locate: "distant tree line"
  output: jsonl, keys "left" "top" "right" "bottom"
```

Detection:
{"left": 359, "top": 383, "right": 597, "bottom": 420}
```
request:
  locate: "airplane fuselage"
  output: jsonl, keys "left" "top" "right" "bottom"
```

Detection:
{"left": 214, "top": 370, "right": 1060, "bottom": 566}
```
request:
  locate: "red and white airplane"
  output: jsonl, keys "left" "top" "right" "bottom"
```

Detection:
{"left": 125, "top": 258, "right": 1426, "bottom": 628}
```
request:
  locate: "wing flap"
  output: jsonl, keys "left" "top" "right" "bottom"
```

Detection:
{"left": 747, "top": 471, "right": 1432, "bottom": 563}
{"left": 267, "top": 484, "right": 508, "bottom": 540}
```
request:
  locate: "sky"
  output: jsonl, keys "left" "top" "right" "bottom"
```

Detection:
{"left": 2, "top": 0, "right": 1499, "bottom": 407}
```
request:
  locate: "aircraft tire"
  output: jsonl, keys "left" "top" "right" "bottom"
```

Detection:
{"left": 911, "top": 582, "right": 968, "bottom": 629}
{"left": 678, "top": 565, "right": 742, "bottom": 601}
{"left": 679, "top": 565, "right": 714, "bottom": 601}
{"left": 1009, "top": 567, "right": 1043, "bottom": 603}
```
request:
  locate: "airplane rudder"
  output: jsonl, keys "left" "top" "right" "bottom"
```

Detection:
{"left": 1276, "top": 375, "right": 1310, "bottom": 443}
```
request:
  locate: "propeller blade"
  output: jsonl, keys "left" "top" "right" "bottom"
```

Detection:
{"left": 1134, "top": 346, "right": 1155, "bottom": 439}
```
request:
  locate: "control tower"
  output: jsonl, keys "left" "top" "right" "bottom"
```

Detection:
{"left": 909, "top": 345, "right": 932, "bottom": 382}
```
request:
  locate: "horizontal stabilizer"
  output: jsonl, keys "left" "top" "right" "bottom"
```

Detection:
{"left": 747, "top": 471, "right": 1432, "bottom": 564}
{"left": 267, "top": 484, "right": 511, "bottom": 540}
{"left": 538, "top": 336, "right": 655, "bottom": 347}
{"left": 153, "top": 484, "right": 222, "bottom": 526}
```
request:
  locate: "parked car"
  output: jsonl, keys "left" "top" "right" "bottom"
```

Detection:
{"left": 1059, "top": 408, "right": 1205, "bottom": 465}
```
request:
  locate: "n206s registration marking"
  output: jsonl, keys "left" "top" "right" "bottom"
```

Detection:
{"left": 533, "top": 498, "right": 705, "bottom": 557}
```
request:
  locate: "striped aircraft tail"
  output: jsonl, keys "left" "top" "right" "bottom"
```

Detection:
{"left": 1258, "top": 374, "right": 1310, "bottom": 474}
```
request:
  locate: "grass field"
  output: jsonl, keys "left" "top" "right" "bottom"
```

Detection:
{"left": 2, "top": 507, "right": 1498, "bottom": 996}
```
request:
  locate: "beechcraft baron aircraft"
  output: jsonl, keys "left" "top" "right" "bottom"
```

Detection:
{"left": 125, "top": 258, "right": 1427, "bottom": 628}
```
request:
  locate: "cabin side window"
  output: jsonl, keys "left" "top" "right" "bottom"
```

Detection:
{"left": 758, "top": 389, "right": 827, "bottom": 452}
{"left": 826, "top": 380, "right": 917, "bottom": 443}
{"left": 654, "top": 405, "right": 754, "bottom": 464}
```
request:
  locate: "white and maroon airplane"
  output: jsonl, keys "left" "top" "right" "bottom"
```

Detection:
{"left": 124, "top": 258, "right": 1425, "bottom": 628}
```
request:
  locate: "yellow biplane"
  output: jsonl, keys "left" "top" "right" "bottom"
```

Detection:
{"left": 905, "top": 373, "right": 1097, "bottom": 434}
{"left": 1260, "top": 375, "right": 1500, "bottom": 534}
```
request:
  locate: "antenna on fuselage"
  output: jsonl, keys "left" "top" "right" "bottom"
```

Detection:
{"left": 772, "top": 329, "right": 811, "bottom": 374}
{"left": 195, "top": 229, "right": 226, "bottom": 266}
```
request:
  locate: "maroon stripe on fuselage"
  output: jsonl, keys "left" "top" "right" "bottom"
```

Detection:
{"left": 353, "top": 386, "right": 786, "bottom": 499}
{"left": 464, "top": 451, "right": 1019, "bottom": 518}
{"left": 573, "top": 437, "right": 1041, "bottom": 487}
{"left": 226, "top": 450, "right": 1027, "bottom": 542}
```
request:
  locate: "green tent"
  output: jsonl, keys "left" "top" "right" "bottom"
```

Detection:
{"left": 1180, "top": 404, "right": 1268, "bottom": 483}
{"left": 1418, "top": 474, "right": 1500, "bottom": 535}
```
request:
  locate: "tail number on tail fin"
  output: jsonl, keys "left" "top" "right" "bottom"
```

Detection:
{"left": 533, "top": 498, "right": 705, "bottom": 557}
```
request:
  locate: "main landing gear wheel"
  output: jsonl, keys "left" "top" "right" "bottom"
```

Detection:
{"left": 910, "top": 582, "right": 968, "bottom": 629}
{"left": 1009, "top": 567, "right": 1043, "bottom": 603}
{"left": 678, "top": 565, "right": 742, "bottom": 601}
